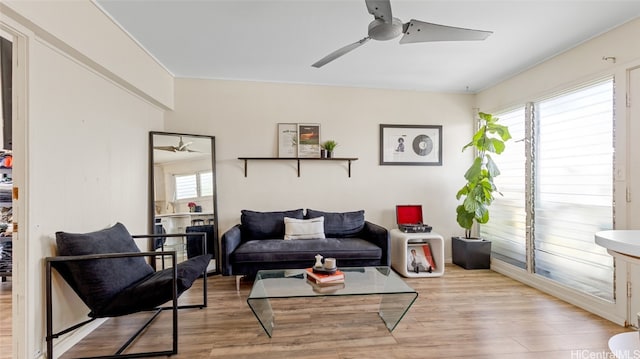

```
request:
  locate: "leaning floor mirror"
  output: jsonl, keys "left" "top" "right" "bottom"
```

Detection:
{"left": 149, "top": 131, "right": 219, "bottom": 274}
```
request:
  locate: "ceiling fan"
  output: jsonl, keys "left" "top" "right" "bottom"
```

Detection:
{"left": 312, "top": 0, "right": 493, "bottom": 68}
{"left": 153, "top": 136, "right": 199, "bottom": 153}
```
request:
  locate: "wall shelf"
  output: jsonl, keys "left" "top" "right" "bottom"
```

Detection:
{"left": 238, "top": 157, "right": 358, "bottom": 177}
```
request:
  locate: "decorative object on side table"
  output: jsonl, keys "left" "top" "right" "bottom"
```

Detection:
{"left": 452, "top": 112, "right": 511, "bottom": 269}
{"left": 321, "top": 140, "right": 338, "bottom": 158}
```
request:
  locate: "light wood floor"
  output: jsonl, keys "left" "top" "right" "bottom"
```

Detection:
{"left": 3, "top": 265, "right": 636, "bottom": 359}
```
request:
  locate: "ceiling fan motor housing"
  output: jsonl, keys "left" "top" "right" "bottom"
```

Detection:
{"left": 368, "top": 18, "right": 403, "bottom": 41}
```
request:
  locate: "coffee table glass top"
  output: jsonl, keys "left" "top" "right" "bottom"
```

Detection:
{"left": 247, "top": 266, "right": 418, "bottom": 337}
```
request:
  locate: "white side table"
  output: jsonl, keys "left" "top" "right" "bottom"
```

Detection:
{"left": 390, "top": 229, "right": 445, "bottom": 278}
{"left": 608, "top": 332, "right": 640, "bottom": 358}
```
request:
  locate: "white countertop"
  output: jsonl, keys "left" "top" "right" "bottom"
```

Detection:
{"left": 156, "top": 212, "right": 214, "bottom": 218}
{"left": 595, "top": 230, "right": 640, "bottom": 257}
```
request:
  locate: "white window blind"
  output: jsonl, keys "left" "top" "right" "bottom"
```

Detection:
{"left": 175, "top": 172, "right": 212, "bottom": 200}
{"left": 534, "top": 79, "right": 614, "bottom": 300}
{"left": 199, "top": 171, "right": 213, "bottom": 197}
{"left": 175, "top": 174, "right": 197, "bottom": 200}
{"left": 480, "top": 107, "right": 527, "bottom": 268}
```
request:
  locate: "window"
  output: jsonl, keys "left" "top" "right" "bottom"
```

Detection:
{"left": 174, "top": 171, "right": 213, "bottom": 200}
{"left": 482, "top": 78, "right": 614, "bottom": 301}
{"left": 479, "top": 107, "right": 527, "bottom": 269}
{"left": 534, "top": 79, "right": 614, "bottom": 300}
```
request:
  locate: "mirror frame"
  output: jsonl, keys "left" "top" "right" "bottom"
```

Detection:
{"left": 148, "top": 131, "right": 219, "bottom": 273}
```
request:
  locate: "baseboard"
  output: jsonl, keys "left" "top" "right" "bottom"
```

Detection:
{"left": 38, "top": 318, "right": 107, "bottom": 359}
{"left": 490, "top": 259, "right": 627, "bottom": 326}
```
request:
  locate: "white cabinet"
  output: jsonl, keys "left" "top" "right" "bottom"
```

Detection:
{"left": 596, "top": 231, "right": 640, "bottom": 328}
{"left": 390, "top": 229, "right": 444, "bottom": 278}
{"left": 156, "top": 212, "right": 214, "bottom": 233}
{"left": 630, "top": 263, "right": 640, "bottom": 329}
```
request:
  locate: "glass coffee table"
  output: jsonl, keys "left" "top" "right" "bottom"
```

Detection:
{"left": 247, "top": 266, "right": 418, "bottom": 337}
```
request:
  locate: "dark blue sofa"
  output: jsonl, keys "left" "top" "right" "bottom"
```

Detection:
{"left": 221, "top": 209, "right": 389, "bottom": 288}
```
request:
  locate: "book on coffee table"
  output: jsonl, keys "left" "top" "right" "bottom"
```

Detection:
{"left": 306, "top": 278, "right": 346, "bottom": 293}
{"left": 305, "top": 268, "right": 345, "bottom": 283}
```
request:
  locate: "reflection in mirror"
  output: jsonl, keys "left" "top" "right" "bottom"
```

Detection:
{"left": 149, "top": 132, "right": 218, "bottom": 274}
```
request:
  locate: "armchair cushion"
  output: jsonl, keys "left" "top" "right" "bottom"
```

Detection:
{"left": 241, "top": 209, "right": 304, "bottom": 240}
{"left": 95, "top": 254, "right": 211, "bottom": 317}
{"left": 306, "top": 209, "right": 365, "bottom": 237}
{"left": 55, "top": 223, "right": 154, "bottom": 312}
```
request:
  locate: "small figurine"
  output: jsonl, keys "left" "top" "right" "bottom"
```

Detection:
{"left": 314, "top": 254, "right": 323, "bottom": 268}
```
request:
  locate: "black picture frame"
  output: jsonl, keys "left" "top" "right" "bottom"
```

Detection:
{"left": 379, "top": 124, "right": 443, "bottom": 166}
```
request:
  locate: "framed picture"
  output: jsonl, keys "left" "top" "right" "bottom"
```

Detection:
{"left": 380, "top": 124, "right": 442, "bottom": 166}
{"left": 277, "top": 123, "right": 298, "bottom": 158}
{"left": 297, "top": 123, "right": 321, "bottom": 158}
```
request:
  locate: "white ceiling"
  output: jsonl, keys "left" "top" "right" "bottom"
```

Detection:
{"left": 152, "top": 134, "right": 212, "bottom": 164}
{"left": 96, "top": 0, "right": 640, "bottom": 93}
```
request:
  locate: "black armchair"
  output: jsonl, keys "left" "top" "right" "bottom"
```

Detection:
{"left": 45, "top": 222, "right": 211, "bottom": 359}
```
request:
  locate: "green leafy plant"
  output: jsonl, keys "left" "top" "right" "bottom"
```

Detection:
{"left": 321, "top": 140, "right": 338, "bottom": 152}
{"left": 456, "top": 112, "right": 511, "bottom": 238}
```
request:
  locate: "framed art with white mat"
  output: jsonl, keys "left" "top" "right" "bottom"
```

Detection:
{"left": 380, "top": 124, "right": 442, "bottom": 166}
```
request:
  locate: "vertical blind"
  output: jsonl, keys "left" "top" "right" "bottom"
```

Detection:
{"left": 481, "top": 78, "right": 615, "bottom": 301}
{"left": 480, "top": 107, "right": 527, "bottom": 268}
{"left": 534, "top": 79, "right": 614, "bottom": 300}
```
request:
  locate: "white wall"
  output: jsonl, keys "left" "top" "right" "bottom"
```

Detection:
{"left": 166, "top": 78, "right": 476, "bottom": 251}
{"left": 1, "top": 2, "right": 170, "bottom": 358}
{"left": 2, "top": 0, "right": 174, "bottom": 109}
{"left": 26, "top": 36, "right": 164, "bottom": 356}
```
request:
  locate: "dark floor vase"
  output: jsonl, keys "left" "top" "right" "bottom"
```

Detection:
{"left": 451, "top": 236, "right": 491, "bottom": 269}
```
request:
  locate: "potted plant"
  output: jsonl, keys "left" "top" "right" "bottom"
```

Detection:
{"left": 321, "top": 140, "right": 338, "bottom": 158}
{"left": 188, "top": 202, "right": 197, "bottom": 212}
{"left": 452, "top": 112, "right": 511, "bottom": 269}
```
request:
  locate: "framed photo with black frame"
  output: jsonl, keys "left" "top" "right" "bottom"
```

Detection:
{"left": 297, "top": 123, "right": 321, "bottom": 158}
{"left": 379, "top": 124, "right": 442, "bottom": 166}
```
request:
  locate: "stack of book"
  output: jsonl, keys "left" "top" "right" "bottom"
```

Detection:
{"left": 305, "top": 267, "right": 345, "bottom": 285}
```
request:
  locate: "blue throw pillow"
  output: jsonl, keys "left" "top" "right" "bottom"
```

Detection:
{"left": 306, "top": 209, "right": 365, "bottom": 237}
{"left": 240, "top": 209, "right": 304, "bottom": 240}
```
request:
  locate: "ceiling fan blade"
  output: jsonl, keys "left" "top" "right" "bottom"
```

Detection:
{"left": 365, "top": 0, "right": 393, "bottom": 23}
{"left": 312, "top": 37, "right": 371, "bottom": 68}
{"left": 178, "top": 141, "right": 193, "bottom": 151}
{"left": 154, "top": 146, "right": 178, "bottom": 152}
{"left": 400, "top": 19, "right": 492, "bottom": 44}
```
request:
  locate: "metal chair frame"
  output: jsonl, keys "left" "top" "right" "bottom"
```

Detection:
{"left": 45, "top": 232, "right": 208, "bottom": 359}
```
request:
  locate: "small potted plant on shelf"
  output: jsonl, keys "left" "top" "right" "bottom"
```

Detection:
{"left": 452, "top": 112, "right": 511, "bottom": 269}
{"left": 321, "top": 140, "right": 338, "bottom": 158}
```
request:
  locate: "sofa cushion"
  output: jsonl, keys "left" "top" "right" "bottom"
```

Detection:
{"left": 284, "top": 217, "right": 325, "bottom": 240}
{"left": 55, "top": 222, "right": 155, "bottom": 312}
{"left": 306, "top": 209, "right": 365, "bottom": 237}
{"left": 232, "top": 237, "right": 381, "bottom": 264}
{"left": 241, "top": 209, "right": 304, "bottom": 240}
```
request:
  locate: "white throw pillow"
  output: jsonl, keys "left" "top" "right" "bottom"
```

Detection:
{"left": 284, "top": 217, "right": 325, "bottom": 240}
